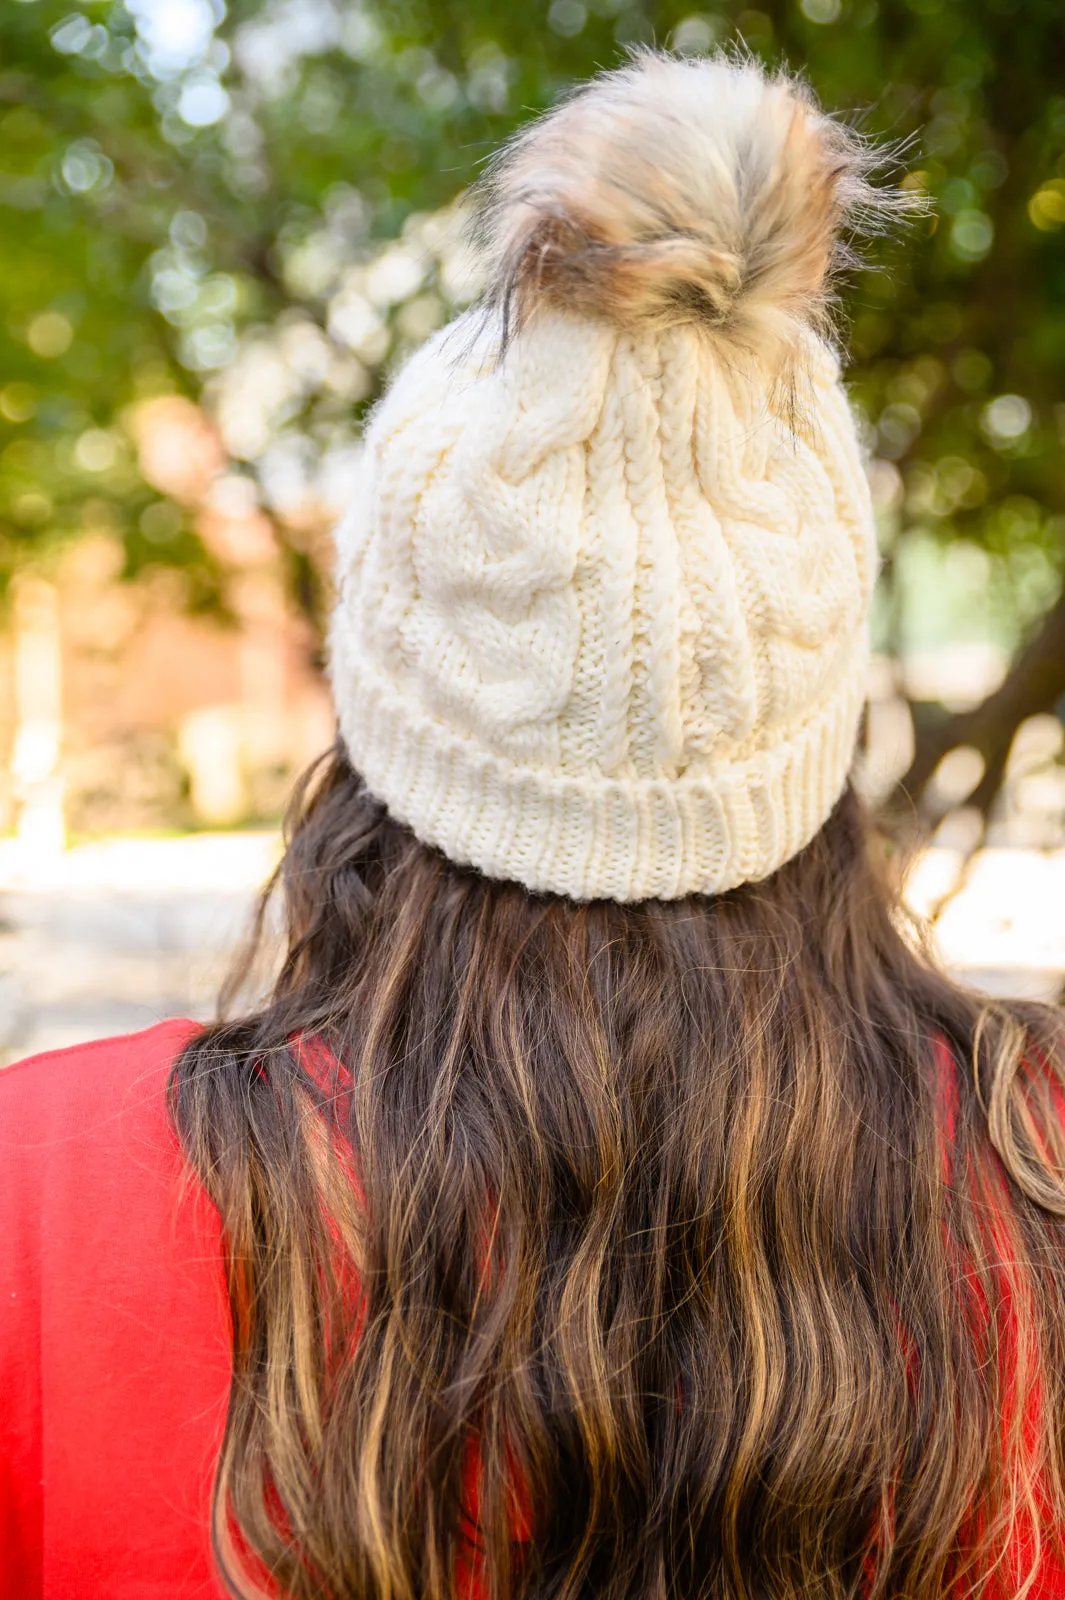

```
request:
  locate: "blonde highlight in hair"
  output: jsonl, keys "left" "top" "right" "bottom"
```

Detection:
{"left": 172, "top": 747, "right": 1065, "bottom": 1600}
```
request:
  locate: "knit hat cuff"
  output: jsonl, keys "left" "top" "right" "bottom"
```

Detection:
{"left": 332, "top": 630, "right": 868, "bottom": 902}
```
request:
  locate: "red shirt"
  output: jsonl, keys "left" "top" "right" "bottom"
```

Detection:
{"left": 3, "top": 1020, "right": 1065, "bottom": 1597}
{"left": 0, "top": 1021, "right": 228, "bottom": 1598}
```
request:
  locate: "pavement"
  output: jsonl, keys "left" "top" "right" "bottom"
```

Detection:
{"left": 0, "top": 832, "right": 281, "bottom": 1062}
{"left": 1, "top": 830, "right": 1063, "bottom": 1066}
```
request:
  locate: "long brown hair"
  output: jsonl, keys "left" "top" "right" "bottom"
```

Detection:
{"left": 171, "top": 744, "right": 1065, "bottom": 1600}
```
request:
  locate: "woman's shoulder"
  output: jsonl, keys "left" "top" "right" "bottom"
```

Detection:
{"left": 0, "top": 1018, "right": 230, "bottom": 1598}
{"left": 0, "top": 1015, "right": 200, "bottom": 1130}
{"left": 0, "top": 1011, "right": 223, "bottom": 1350}
{"left": 0, "top": 1013, "right": 218, "bottom": 1315}
{"left": 0, "top": 1016, "right": 205, "bottom": 1240}
{"left": 0, "top": 1014, "right": 219, "bottom": 1326}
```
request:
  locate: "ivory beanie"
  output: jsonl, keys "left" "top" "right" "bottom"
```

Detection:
{"left": 329, "top": 51, "right": 905, "bottom": 902}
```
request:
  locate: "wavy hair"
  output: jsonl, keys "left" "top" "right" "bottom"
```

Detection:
{"left": 171, "top": 745, "right": 1065, "bottom": 1600}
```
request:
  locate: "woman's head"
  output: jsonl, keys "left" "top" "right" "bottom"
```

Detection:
{"left": 327, "top": 50, "right": 916, "bottom": 906}
{"left": 171, "top": 49, "right": 1065, "bottom": 1600}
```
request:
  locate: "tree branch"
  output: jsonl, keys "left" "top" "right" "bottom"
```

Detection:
{"left": 888, "top": 582, "right": 1065, "bottom": 816}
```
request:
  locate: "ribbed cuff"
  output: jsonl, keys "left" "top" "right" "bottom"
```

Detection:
{"left": 330, "top": 625, "right": 867, "bottom": 903}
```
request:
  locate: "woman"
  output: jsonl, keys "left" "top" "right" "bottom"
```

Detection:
{"left": 4, "top": 48, "right": 1065, "bottom": 1600}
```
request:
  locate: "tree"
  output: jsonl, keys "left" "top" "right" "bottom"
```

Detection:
{"left": 2, "top": 0, "right": 1064, "bottom": 814}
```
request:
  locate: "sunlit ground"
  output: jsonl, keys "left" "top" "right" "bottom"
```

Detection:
{"left": 2, "top": 826, "right": 1063, "bottom": 1064}
{"left": 907, "top": 845, "right": 1065, "bottom": 999}
{"left": 0, "top": 830, "right": 281, "bottom": 1061}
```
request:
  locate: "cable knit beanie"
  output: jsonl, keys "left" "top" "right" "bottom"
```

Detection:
{"left": 329, "top": 50, "right": 909, "bottom": 902}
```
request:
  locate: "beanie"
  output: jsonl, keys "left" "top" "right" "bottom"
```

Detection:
{"left": 328, "top": 50, "right": 909, "bottom": 902}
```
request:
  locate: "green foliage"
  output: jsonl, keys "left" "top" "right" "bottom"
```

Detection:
{"left": 2, "top": 0, "right": 1064, "bottom": 645}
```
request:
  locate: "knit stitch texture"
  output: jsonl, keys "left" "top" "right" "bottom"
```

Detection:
{"left": 329, "top": 53, "right": 890, "bottom": 901}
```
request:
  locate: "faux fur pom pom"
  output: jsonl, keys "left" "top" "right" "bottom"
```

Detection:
{"left": 477, "top": 50, "right": 918, "bottom": 368}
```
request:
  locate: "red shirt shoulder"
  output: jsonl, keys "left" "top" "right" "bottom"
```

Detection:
{"left": 0, "top": 1019, "right": 230, "bottom": 1599}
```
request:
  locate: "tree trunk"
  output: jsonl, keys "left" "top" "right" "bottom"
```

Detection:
{"left": 888, "top": 584, "right": 1065, "bottom": 817}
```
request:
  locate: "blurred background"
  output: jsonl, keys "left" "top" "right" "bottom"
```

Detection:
{"left": 1, "top": 0, "right": 1064, "bottom": 1058}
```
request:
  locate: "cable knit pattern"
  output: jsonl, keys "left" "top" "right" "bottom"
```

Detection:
{"left": 328, "top": 53, "right": 888, "bottom": 902}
